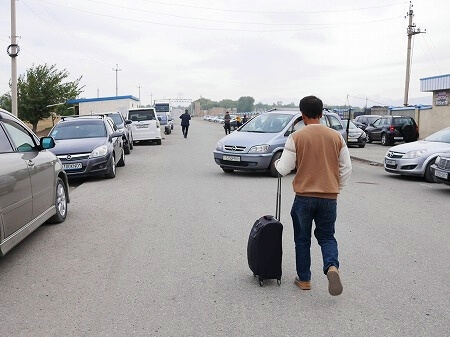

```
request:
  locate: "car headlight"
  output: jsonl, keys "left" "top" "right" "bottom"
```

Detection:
{"left": 248, "top": 144, "right": 270, "bottom": 153}
{"left": 90, "top": 145, "right": 108, "bottom": 158}
{"left": 435, "top": 156, "right": 441, "bottom": 165}
{"left": 216, "top": 141, "right": 223, "bottom": 151}
{"left": 403, "top": 149, "right": 427, "bottom": 159}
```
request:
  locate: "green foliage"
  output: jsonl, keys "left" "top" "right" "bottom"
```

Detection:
{"left": 236, "top": 96, "right": 255, "bottom": 113}
{"left": 219, "top": 99, "right": 237, "bottom": 109}
{"left": 0, "top": 93, "right": 12, "bottom": 111}
{"left": 8, "top": 64, "right": 84, "bottom": 132}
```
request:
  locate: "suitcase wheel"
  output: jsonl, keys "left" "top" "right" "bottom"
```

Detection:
{"left": 277, "top": 279, "right": 281, "bottom": 286}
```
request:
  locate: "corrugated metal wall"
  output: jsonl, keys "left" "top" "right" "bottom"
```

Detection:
{"left": 420, "top": 74, "right": 450, "bottom": 92}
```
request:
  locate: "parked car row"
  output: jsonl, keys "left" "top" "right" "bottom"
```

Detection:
{"left": 0, "top": 104, "right": 171, "bottom": 256}
{"left": 0, "top": 108, "right": 70, "bottom": 256}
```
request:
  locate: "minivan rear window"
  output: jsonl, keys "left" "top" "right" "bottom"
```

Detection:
{"left": 129, "top": 109, "right": 155, "bottom": 121}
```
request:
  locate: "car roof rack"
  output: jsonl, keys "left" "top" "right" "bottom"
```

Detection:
{"left": 60, "top": 114, "right": 106, "bottom": 121}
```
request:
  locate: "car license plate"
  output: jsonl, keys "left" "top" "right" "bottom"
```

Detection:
{"left": 63, "top": 163, "right": 82, "bottom": 170}
{"left": 223, "top": 155, "right": 240, "bottom": 162}
{"left": 348, "top": 138, "right": 357, "bottom": 142}
{"left": 136, "top": 124, "right": 148, "bottom": 129}
{"left": 434, "top": 170, "right": 448, "bottom": 179}
{"left": 385, "top": 159, "right": 396, "bottom": 166}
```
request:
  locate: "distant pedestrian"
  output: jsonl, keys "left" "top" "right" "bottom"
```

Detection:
{"left": 242, "top": 114, "right": 248, "bottom": 124}
{"left": 179, "top": 109, "right": 191, "bottom": 138}
{"left": 275, "top": 95, "right": 352, "bottom": 296}
{"left": 236, "top": 116, "right": 242, "bottom": 128}
{"left": 224, "top": 111, "right": 231, "bottom": 135}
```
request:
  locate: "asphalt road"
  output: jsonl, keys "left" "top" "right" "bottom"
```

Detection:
{"left": 0, "top": 119, "right": 449, "bottom": 336}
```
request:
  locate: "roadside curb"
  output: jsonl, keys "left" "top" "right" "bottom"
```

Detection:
{"left": 350, "top": 156, "right": 384, "bottom": 167}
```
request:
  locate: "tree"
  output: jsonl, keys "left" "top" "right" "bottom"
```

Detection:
{"left": 237, "top": 96, "right": 255, "bottom": 113}
{"left": 1, "top": 64, "right": 84, "bottom": 132}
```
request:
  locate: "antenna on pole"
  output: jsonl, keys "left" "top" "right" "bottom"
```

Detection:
{"left": 403, "top": 1, "right": 426, "bottom": 107}
{"left": 112, "top": 64, "right": 121, "bottom": 96}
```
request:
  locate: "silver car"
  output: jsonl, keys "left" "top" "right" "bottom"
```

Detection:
{"left": 0, "top": 108, "right": 69, "bottom": 256}
{"left": 213, "top": 110, "right": 346, "bottom": 177}
{"left": 384, "top": 127, "right": 450, "bottom": 182}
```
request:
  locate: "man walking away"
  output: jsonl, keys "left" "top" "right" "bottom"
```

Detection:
{"left": 180, "top": 109, "right": 191, "bottom": 138}
{"left": 224, "top": 111, "right": 231, "bottom": 135}
{"left": 275, "top": 95, "right": 352, "bottom": 296}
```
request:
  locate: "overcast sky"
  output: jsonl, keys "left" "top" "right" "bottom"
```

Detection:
{"left": 1, "top": 0, "right": 448, "bottom": 108}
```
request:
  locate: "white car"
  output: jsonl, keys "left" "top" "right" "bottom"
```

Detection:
{"left": 128, "top": 108, "right": 162, "bottom": 145}
{"left": 384, "top": 127, "right": 450, "bottom": 182}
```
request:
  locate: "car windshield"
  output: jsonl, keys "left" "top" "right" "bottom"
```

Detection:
{"left": 50, "top": 122, "right": 106, "bottom": 140}
{"left": 367, "top": 116, "right": 380, "bottom": 124}
{"left": 129, "top": 110, "right": 155, "bottom": 121}
{"left": 239, "top": 113, "right": 293, "bottom": 133}
{"left": 424, "top": 128, "right": 450, "bottom": 143}
{"left": 341, "top": 120, "right": 358, "bottom": 129}
{"left": 108, "top": 114, "right": 124, "bottom": 126}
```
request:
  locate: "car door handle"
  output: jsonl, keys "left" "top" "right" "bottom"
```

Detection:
{"left": 27, "top": 160, "right": 35, "bottom": 167}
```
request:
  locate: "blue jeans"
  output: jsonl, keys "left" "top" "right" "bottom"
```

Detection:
{"left": 290, "top": 195, "right": 339, "bottom": 281}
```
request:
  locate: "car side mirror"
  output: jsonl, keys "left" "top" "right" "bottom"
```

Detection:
{"left": 111, "top": 131, "right": 124, "bottom": 139}
{"left": 40, "top": 136, "right": 55, "bottom": 149}
{"left": 125, "top": 120, "right": 132, "bottom": 125}
{"left": 157, "top": 117, "right": 162, "bottom": 121}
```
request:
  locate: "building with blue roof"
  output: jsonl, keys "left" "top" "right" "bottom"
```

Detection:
{"left": 420, "top": 74, "right": 450, "bottom": 137}
{"left": 67, "top": 95, "right": 140, "bottom": 117}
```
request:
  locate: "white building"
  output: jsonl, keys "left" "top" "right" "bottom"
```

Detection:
{"left": 67, "top": 95, "right": 140, "bottom": 117}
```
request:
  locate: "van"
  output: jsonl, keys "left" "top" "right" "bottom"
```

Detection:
{"left": 128, "top": 108, "right": 162, "bottom": 145}
{"left": 213, "top": 109, "right": 346, "bottom": 177}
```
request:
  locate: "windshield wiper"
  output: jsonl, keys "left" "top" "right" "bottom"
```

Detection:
{"left": 246, "top": 130, "right": 265, "bottom": 133}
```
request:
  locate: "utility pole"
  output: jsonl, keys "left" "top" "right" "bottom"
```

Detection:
{"left": 112, "top": 64, "right": 121, "bottom": 96}
{"left": 137, "top": 83, "right": 142, "bottom": 106}
{"left": 403, "top": 1, "right": 425, "bottom": 106}
{"left": 8, "top": 0, "right": 19, "bottom": 116}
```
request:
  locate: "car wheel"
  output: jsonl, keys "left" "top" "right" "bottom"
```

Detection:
{"left": 171, "top": 124, "right": 174, "bottom": 130}
{"left": 358, "top": 142, "right": 366, "bottom": 148}
{"left": 424, "top": 159, "right": 436, "bottom": 183}
{"left": 105, "top": 155, "right": 116, "bottom": 178}
{"left": 269, "top": 152, "right": 282, "bottom": 177}
{"left": 381, "top": 134, "right": 390, "bottom": 146}
{"left": 402, "top": 124, "right": 415, "bottom": 142}
{"left": 117, "top": 148, "right": 126, "bottom": 167}
{"left": 366, "top": 133, "right": 372, "bottom": 143}
{"left": 156, "top": 139, "right": 162, "bottom": 145}
{"left": 222, "top": 167, "right": 234, "bottom": 173}
{"left": 47, "top": 178, "right": 68, "bottom": 224}
{"left": 124, "top": 141, "right": 131, "bottom": 155}
{"left": 129, "top": 137, "right": 134, "bottom": 150}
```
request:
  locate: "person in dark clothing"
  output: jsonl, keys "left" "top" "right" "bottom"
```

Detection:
{"left": 224, "top": 111, "right": 231, "bottom": 135}
{"left": 242, "top": 114, "right": 248, "bottom": 124}
{"left": 179, "top": 109, "right": 191, "bottom": 138}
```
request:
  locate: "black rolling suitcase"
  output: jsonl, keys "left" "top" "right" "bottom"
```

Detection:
{"left": 247, "top": 174, "right": 283, "bottom": 286}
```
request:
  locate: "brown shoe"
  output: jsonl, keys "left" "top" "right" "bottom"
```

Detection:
{"left": 327, "top": 266, "right": 343, "bottom": 296}
{"left": 294, "top": 277, "right": 311, "bottom": 290}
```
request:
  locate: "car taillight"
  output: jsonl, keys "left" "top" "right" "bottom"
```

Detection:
{"left": 390, "top": 125, "right": 395, "bottom": 132}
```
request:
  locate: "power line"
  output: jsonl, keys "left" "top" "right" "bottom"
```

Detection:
{"left": 85, "top": 0, "right": 404, "bottom": 26}
{"left": 137, "top": 0, "right": 407, "bottom": 14}
{"left": 40, "top": 0, "right": 404, "bottom": 33}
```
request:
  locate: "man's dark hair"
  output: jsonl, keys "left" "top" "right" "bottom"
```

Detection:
{"left": 185, "top": 109, "right": 188, "bottom": 113}
{"left": 299, "top": 95, "right": 323, "bottom": 119}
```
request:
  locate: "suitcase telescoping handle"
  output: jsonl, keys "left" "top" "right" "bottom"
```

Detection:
{"left": 275, "top": 173, "right": 282, "bottom": 221}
